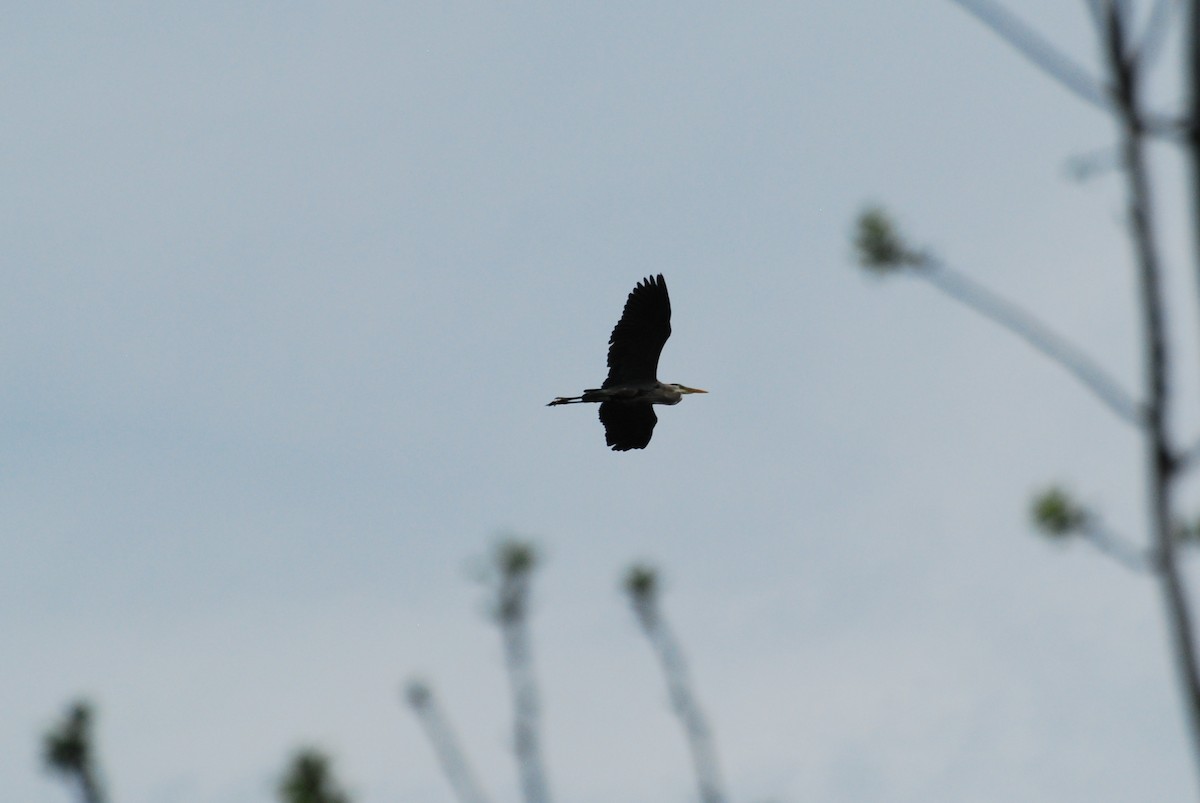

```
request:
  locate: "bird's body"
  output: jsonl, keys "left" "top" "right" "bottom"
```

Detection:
{"left": 548, "top": 274, "right": 705, "bottom": 450}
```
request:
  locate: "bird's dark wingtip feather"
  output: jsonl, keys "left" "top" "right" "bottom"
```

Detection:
{"left": 602, "top": 275, "right": 672, "bottom": 389}
{"left": 636, "top": 274, "right": 667, "bottom": 292}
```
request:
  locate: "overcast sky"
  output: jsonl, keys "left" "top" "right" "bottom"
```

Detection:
{"left": 7, "top": 3, "right": 1200, "bottom": 802}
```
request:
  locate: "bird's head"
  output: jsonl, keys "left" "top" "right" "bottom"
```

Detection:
{"left": 670, "top": 384, "right": 708, "bottom": 395}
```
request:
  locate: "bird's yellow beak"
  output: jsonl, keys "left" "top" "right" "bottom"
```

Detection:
{"left": 680, "top": 386, "right": 707, "bottom": 394}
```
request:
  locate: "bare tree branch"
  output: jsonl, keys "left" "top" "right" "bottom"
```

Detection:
{"left": 489, "top": 540, "right": 552, "bottom": 803}
{"left": 916, "top": 258, "right": 1143, "bottom": 425}
{"left": 624, "top": 566, "right": 726, "bottom": 803}
{"left": 1179, "top": 436, "right": 1200, "bottom": 471}
{"left": 1085, "top": 0, "right": 1110, "bottom": 37}
{"left": 1188, "top": 0, "right": 1200, "bottom": 356}
{"left": 950, "top": 0, "right": 1111, "bottom": 110}
{"left": 950, "top": 0, "right": 1183, "bottom": 137}
{"left": 1032, "top": 485, "right": 1152, "bottom": 571}
{"left": 865, "top": 0, "right": 1200, "bottom": 788}
{"left": 406, "top": 681, "right": 492, "bottom": 803}
{"left": 1082, "top": 519, "right": 1156, "bottom": 571}
{"left": 1135, "top": 0, "right": 1180, "bottom": 68}
{"left": 854, "top": 207, "right": 1141, "bottom": 423}
{"left": 1103, "top": 2, "right": 1200, "bottom": 775}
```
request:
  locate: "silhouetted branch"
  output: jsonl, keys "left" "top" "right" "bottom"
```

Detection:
{"left": 1188, "top": 0, "right": 1200, "bottom": 354}
{"left": 405, "top": 681, "right": 492, "bottom": 803}
{"left": 488, "top": 540, "right": 552, "bottom": 803}
{"left": 1082, "top": 520, "right": 1156, "bottom": 571}
{"left": 921, "top": 258, "right": 1143, "bottom": 424}
{"left": 1180, "top": 437, "right": 1200, "bottom": 472}
{"left": 43, "top": 699, "right": 107, "bottom": 803}
{"left": 1031, "top": 485, "right": 1154, "bottom": 571}
{"left": 854, "top": 208, "right": 1141, "bottom": 426}
{"left": 624, "top": 565, "right": 726, "bottom": 803}
{"left": 1084, "top": 0, "right": 1109, "bottom": 36}
{"left": 950, "top": 0, "right": 1109, "bottom": 109}
{"left": 1102, "top": 3, "right": 1200, "bottom": 774}
{"left": 950, "top": 0, "right": 1183, "bottom": 136}
{"left": 1136, "top": 0, "right": 1179, "bottom": 68}
{"left": 863, "top": 0, "right": 1200, "bottom": 788}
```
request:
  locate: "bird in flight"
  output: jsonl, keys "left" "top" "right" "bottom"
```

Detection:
{"left": 548, "top": 274, "right": 706, "bottom": 450}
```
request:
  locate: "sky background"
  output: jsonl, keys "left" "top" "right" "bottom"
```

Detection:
{"left": 7, "top": 2, "right": 1200, "bottom": 802}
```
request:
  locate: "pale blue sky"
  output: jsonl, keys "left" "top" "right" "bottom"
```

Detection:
{"left": 6, "top": 3, "right": 1198, "bottom": 802}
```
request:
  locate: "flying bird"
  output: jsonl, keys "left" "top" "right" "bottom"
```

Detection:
{"left": 548, "top": 274, "right": 706, "bottom": 450}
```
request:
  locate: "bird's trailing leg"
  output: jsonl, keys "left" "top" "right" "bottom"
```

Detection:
{"left": 547, "top": 388, "right": 628, "bottom": 406}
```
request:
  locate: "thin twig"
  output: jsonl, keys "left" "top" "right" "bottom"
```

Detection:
{"left": 1084, "top": 0, "right": 1109, "bottom": 36}
{"left": 625, "top": 567, "right": 726, "bottom": 803}
{"left": 1179, "top": 436, "right": 1200, "bottom": 471}
{"left": 950, "top": 0, "right": 1110, "bottom": 109}
{"left": 491, "top": 542, "right": 552, "bottom": 803}
{"left": 950, "top": 0, "right": 1184, "bottom": 137}
{"left": 1081, "top": 519, "right": 1155, "bottom": 572}
{"left": 406, "top": 682, "right": 493, "bottom": 803}
{"left": 1135, "top": 0, "right": 1179, "bottom": 69}
{"left": 501, "top": 616, "right": 550, "bottom": 803}
{"left": 914, "top": 258, "right": 1143, "bottom": 425}
{"left": 1188, "top": 0, "right": 1200, "bottom": 354}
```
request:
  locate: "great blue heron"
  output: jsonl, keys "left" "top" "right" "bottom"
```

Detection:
{"left": 548, "top": 274, "right": 706, "bottom": 450}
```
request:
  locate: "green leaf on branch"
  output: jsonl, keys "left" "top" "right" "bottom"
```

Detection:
{"left": 44, "top": 701, "right": 93, "bottom": 776}
{"left": 854, "top": 206, "right": 926, "bottom": 273}
{"left": 278, "top": 748, "right": 351, "bottom": 803}
{"left": 623, "top": 563, "right": 658, "bottom": 602}
{"left": 1031, "top": 486, "right": 1088, "bottom": 538}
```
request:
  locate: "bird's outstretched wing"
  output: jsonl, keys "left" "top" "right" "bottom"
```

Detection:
{"left": 603, "top": 274, "right": 671, "bottom": 388}
{"left": 599, "top": 402, "right": 658, "bottom": 451}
